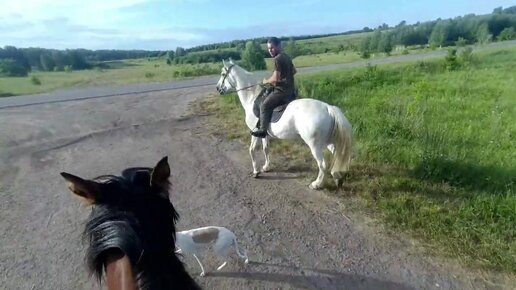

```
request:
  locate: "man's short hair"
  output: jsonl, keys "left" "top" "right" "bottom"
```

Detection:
{"left": 267, "top": 37, "right": 281, "bottom": 46}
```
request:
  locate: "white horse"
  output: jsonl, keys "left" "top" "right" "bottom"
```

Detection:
{"left": 215, "top": 59, "right": 352, "bottom": 189}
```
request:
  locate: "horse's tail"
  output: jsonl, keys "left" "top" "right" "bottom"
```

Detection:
{"left": 327, "top": 105, "right": 353, "bottom": 181}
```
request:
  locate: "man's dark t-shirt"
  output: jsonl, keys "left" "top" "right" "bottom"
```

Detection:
{"left": 272, "top": 52, "right": 295, "bottom": 93}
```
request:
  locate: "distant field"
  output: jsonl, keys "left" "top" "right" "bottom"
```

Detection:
{"left": 210, "top": 44, "right": 516, "bottom": 272}
{"left": 0, "top": 59, "right": 220, "bottom": 96}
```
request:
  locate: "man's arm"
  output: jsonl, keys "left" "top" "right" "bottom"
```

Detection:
{"left": 264, "top": 70, "right": 280, "bottom": 84}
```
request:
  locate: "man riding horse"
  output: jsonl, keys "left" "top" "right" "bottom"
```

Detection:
{"left": 251, "top": 37, "right": 297, "bottom": 138}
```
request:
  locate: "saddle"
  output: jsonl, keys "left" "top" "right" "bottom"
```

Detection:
{"left": 252, "top": 87, "right": 297, "bottom": 124}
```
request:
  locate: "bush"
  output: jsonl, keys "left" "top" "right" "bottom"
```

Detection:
{"left": 144, "top": 72, "right": 155, "bottom": 78}
{"left": 455, "top": 37, "right": 468, "bottom": 47}
{"left": 445, "top": 49, "right": 459, "bottom": 71}
{"left": 30, "top": 76, "right": 42, "bottom": 85}
{"left": 459, "top": 47, "right": 474, "bottom": 66}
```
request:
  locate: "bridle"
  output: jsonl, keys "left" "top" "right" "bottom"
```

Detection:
{"left": 219, "top": 64, "right": 261, "bottom": 94}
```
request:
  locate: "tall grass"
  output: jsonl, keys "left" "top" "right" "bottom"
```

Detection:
{"left": 214, "top": 46, "right": 516, "bottom": 272}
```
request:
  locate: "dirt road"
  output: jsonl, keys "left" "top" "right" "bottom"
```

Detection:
{"left": 2, "top": 84, "right": 513, "bottom": 290}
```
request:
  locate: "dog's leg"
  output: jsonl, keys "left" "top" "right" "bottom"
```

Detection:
{"left": 193, "top": 254, "right": 206, "bottom": 277}
{"left": 216, "top": 261, "right": 228, "bottom": 271}
{"left": 233, "top": 238, "right": 249, "bottom": 264}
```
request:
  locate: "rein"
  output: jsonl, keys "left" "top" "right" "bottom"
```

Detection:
{"left": 222, "top": 64, "right": 261, "bottom": 92}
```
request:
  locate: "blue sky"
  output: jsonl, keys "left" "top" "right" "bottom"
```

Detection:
{"left": 0, "top": 0, "right": 514, "bottom": 50}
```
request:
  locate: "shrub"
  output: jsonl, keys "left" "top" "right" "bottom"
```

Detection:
{"left": 30, "top": 76, "right": 42, "bottom": 85}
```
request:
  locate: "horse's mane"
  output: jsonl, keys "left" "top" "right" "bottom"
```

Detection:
{"left": 84, "top": 168, "right": 200, "bottom": 290}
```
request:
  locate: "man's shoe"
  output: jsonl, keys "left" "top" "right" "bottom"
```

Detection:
{"left": 250, "top": 129, "right": 267, "bottom": 138}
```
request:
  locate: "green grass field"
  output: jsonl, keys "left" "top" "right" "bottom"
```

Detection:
{"left": 0, "top": 59, "right": 220, "bottom": 96}
{"left": 210, "top": 45, "right": 516, "bottom": 272}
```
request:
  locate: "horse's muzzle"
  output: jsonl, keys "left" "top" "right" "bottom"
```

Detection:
{"left": 216, "top": 86, "right": 225, "bottom": 95}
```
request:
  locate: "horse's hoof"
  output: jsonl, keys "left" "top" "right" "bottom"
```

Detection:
{"left": 244, "top": 258, "right": 249, "bottom": 264}
{"left": 261, "top": 167, "right": 270, "bottom": 173}
{"left": 309, "top": 182, "right": 323, "bottom": 190}
{"left": 252, "top": 172, "right": 260, "bottom": 178}
{"left": 200, "top": 272, "right": 205, "bottom": 277}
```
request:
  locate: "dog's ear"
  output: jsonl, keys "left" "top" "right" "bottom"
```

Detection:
{"left": 150, "top": 156, "right": 170, "bottom": 190}
{"left": 60, "top": 172, "right": 101, "bottom": 204}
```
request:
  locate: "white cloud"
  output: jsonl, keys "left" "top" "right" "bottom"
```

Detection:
{"left": 0, "top": 0, "right": 218, "bottom": 49}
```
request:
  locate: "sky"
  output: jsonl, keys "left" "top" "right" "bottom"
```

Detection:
{"left": 0, "top": 0, "right": 514, "bottom": 51}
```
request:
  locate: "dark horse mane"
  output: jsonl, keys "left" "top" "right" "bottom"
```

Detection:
{"left": 83, "top": 166, "right": 200, "bottom": 289}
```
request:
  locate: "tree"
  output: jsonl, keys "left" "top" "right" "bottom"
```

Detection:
{"left": 429, "top": 21, "right": 450, "bottom": 48}
{"left": 497, "top": 27, "right": 516, "bottom": 40}
{"left": 378, "top": 33, "right": 393, "bottom": 54}
{"left": 241, "top": 41, "right": 266, "bottom": 71}
{"left": 369, "top": 30, "right": 382, "bottom": 51}
{"left": 0, "top": 46, "right": 30, "bottom": 72}
{"left": 455, "top": 37, "right": 468, "bottom": 47}
{"left": 476, "top": 23, "right": 492, "bottom": 44}
{"left": 175, "top": 47, "right": 186, "bottom": 58}
{"left": 0, "top": 59, "right": 29, "bottom": 76}
{"left": 39, "top": 53, "right": 55, "bottom": 71}
{"left": 67, "top": 50, "right": 88, "bottom": 70}
{"left": 283, "top": 38, "right": 299, "bottom": 58}
{"left": 166, "top": 50, "right": 175, "bottom": 60}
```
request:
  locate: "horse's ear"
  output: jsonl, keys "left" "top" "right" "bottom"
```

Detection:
{"left": 151, "top": 156, "right": 170, "bottom": 190}
{"left": 229, "top": 58, "right": 235, "bottom": 65}
{"left": 60, "top": 172, "right": 100, "bottom": 204}
{"left": 222, "top": 59, "right": 227, "bottom": 67}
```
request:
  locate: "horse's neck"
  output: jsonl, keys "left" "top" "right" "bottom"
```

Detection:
{"left": 136, "top": 253, "right": 200, "bottom": 290}
{"left": 233, "top": 69, "right": 259, "bottom": 110}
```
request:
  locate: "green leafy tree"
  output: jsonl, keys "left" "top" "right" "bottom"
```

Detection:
{"left": 241, "top": 41, "right": 266, "bottom": 71}
{"left": 166, "top": 50, "right": 175, "bottom": 60}
{"left": 378, "top": 33, "right": 393, "bottom": 54}
{"left": 429, "top": 21, "right": 450, "bottom": 48}
{"left": 476, "top": 23, "right": 492, "bottom": 44}
{"left": 283, "top": 38, "right": 299, "bottom": 58}
{"left": 369, "top": 30, "right": 382, "bottom": 51}
{"left": 455, "top": 37, "right": 467, "bottom": 47}
{"left": 0, "top": 59, "right": 29, "bottom": 76}
{"left": 39, "top": 53, "right": 55, "bottom": 71}
{"left": 497, "top": 27, "right": 516, "bottom": 41}
{"left": 175, "top": 47, "right": 186, "bottom": 57}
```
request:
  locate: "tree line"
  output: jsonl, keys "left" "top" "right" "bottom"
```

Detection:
{"left": 0, "top": 47, "right": 165, "bottom": 76}
{"left": 2, "top": 5, "right": 515, "bottom": 76}
{"left": 360, "top": 6, "right": 516, "bottom": 55}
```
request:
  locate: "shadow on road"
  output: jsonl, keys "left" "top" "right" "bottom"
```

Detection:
{"left": 208, "top": 261, "right": 415, "bottom": 290}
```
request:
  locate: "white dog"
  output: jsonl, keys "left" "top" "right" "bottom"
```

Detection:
{"left": 175, "top": 226, "right": 249, "bottom": 277}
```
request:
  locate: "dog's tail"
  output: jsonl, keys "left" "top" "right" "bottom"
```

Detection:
{"left": 233, "top": 238, "right": 249, "bottom": 263}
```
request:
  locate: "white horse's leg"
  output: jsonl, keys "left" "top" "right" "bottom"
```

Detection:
{"left": 308, "top": 141, "right": 327, "bottom": 190}
{"left": 261, "top": 137, "right": 271, "bottom": 172}
{"left": 249, "top": 136, "right": 260, "bottom": 177}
